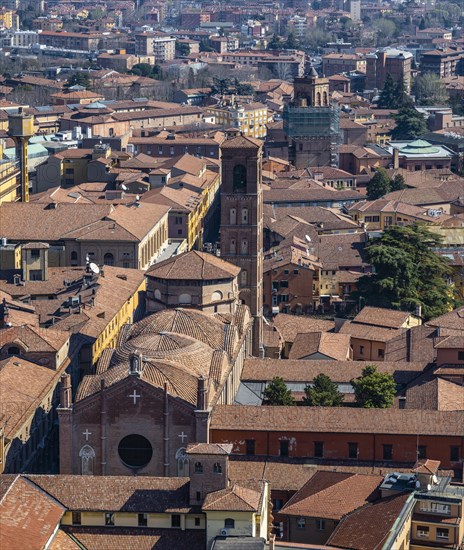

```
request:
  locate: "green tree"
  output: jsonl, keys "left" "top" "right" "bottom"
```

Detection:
{"left": 413, "top": 73, "right": 449, "bottom": 106}
{"left": 351, "top": 365, "right": 396, "bottom": 408}
{"left": 367, "top": 167, "right": 391, "bottom": 200}
{"left": 303, "top": 374, "right": 344, "bottom": 406}
{"left": 130, "top": 63, "right": 162, "bottom": 79}
{"left": 65, "top": 72, "right": 91, "bottom": 89}
{"left": 356, "top": 224, "right": 456, "bottom": 319}
{"left": 263, "top": 377, "right": 295, "bottom": 406}
{"left": 177, "top": 42, "right": 190, "bottom": 56}
{"left": 267, "top": 33, "right": 281, "bottom": 50}
{"left": 391, "top": 105, "right": 428, "bottom": 140}
{"left": 391, "top": 174, "right": 406, "bottom": 191}
{"left": 378, "top": 74, "right": 397, "bottom": 109}
{"left": 284, "top": 32, "right": 298, "bottom": 50}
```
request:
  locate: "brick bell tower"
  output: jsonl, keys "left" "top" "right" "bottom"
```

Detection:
{"left": 220, "top": 136, "right": 263, "bottom": 357}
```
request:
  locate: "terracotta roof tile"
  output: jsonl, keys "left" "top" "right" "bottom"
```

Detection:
{"left": 0, "top": 476, "right": 65, "bottom": 550}
{"left": 62, "top": 526, "right": 206, "bottom": 550}
{"left": 147, "top": 250, "right": 240, "bottom": 280}
{"left": 326, "top": 493, "right": 410, "bottom": 549}
{"left": 242, "top": 359, "right": 426, "bottom": 386}
{"left": 27, "top": 475, "right": 192, "bottom": 512}
{"left": 405, "top": 377, "right": 464, "bottom": 410}
{"left": 0, "top": 356, "right": 61, "bottom": 440}
{"left": 288, "top": 332, "right": 351, "bottom": 361}
{"left": 202, "top": 484, "right": 262, "bottom": 512}
{"left": 272, "top": 314, "right": 335, "bottom": 344}
{"left": 211, "top": 405, "right": 464, "bottom": 436}
{"left": 280, "top": 471, "right": 382, "bottom": 520}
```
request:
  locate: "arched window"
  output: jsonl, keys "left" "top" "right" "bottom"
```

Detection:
{"left": 232, "top": 164, "right": 247, "bottom": 193}
{"left": 229, "top": 208, "right": 237, "bottom": 225}
{"left": 6, "top": 346, "right": 21, "bottom": 356}
{"left": 194, "top": 462, "right": 203, "bottom": 473}
{"left": 103, "top": 253, "right": 114, "bottom": 266}
{"left": 211, "top": 290, "right": 223, "bottom": 302}
{"left": 240, "top": 270, "right": 248, "bottom": 286}
{"left": 323, "top": 91, "right": 328, "bottom": 106}
{"left": 71, "top": 251, "right": 78, "bottom": 266}
{"left": 224, "top": 518, "right": 235, "bottom": 529}
{"left": 241, "top": 239, "right": 248, "bottom": 255}
{"left": 176, "top": 448, "right": 189, "bottom": 477}
{"left": 179, "top": 293, "right": 192, "bottom": 305}
{"left": 230, "top": 239, "right": 236, "bottom": 255}
{"left": 241, "top": 208, "right": 248, "bottom": 224}
{"left": 79, "top": 445, "right": 95, "bottom": 475}
{"left": 316, "top": 92, "right": 321, "bottom": 106}
{"left": 213, "top": 462, "right": 222, "bottom": 474}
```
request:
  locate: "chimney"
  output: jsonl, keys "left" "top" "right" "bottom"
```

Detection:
{"left": 60, "top": 373, "right": 72, "bottom": 408}
{"left": 415, "top": 304, "right": 422, "bottom": 318}
{"left": 393, "top": 147, "right": 399, "bottom": 170}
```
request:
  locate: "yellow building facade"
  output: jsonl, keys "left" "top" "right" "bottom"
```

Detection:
{"left": 207, "top": 103, "right": 269, "bottom": 139}
{"left": 0, "top": 139, "right": 21, "bottom": 204}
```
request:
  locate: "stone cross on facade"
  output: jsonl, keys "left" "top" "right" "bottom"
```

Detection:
{"left": 83, "top": 429, "right": 92, "bottom": 441}
{"left": 178, "top": 432, "right": 188, "bottom": 443}
{"left": 128, "top": 390, "right": 140, "bottom": 405}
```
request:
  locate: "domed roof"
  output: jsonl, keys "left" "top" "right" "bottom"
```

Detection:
{"left": 398, "top": 140, "right": 440, "bottom": 155}
{"left": 114, "top": 331, "right": 216, "bottom": 378}
{"left": 130, "top": 308, "right": 237, "bottom": 352}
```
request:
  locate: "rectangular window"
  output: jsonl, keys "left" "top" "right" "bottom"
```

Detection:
{"left": 359, "top": 345, "right": 364, "bottom": 355}
{"left": 29, "top": 270, "right": 43, "bottom": 281}
{"left": 450, "top": 446, "right": 460, "bottom": 462}
{"left": 72, "top": 511, "right": 81, "bottom": 525}
{"left": 348, "top": 442, "right": 358, "bottom": 459}
{"left": 316, "top": 519, "right": 326, "bottom": 531}
{"left": 280, "top": 280, "right": 289, "bottom": 288}
{"left": 280, "top": 440, "right": 289, "bottom": 457}
{"left": 246, "top": 439, "right": 255, "bottom": 456}
{"left": 273, "top": 498, "right": 283, "bottom": 511}
{"left": 314, "top": 441, "right": 324, "bottom": 458}
{"left": 293, "top": 269, "right": 299, "bottom": 274}
{"left": 175, "top": 216, "right": 183, "bottom": 224}
{"left": 417, "top": 525, "right": 429, "bottom": 538}
{"left": 418, "top": 445, "right": 427, "bottom": 459}
{"left": 171, "top": 514, "right": 181, "bottom": 528}
{"left": 378, "top": 349, "right": 385, "bottom": 358}
{"left": 138, "top": 513, "right": 148, "bottom": 527}
{"left": 383, "top": 444, "right": 393, "bottom": 460}
{"left": 105, "top": 513, "right": 115, "bottom": 526}
{"left": 296, "top": 517, "right": 305, "bottom": 529}
{"left": 195, "top": 517, "right": 201, "bottom": 526}
{"left": 30, "top": 249, "right": 40, "bottom": 258}
{"left": 458, "top": 351, "right": 464, "bottom": 360}
{"left": 437, "top": 528, "right": 449, "bottom": 540}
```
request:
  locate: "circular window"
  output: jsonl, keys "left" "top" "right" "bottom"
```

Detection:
{"left": 118, "top": 434, "right": 153, "bottom": 469}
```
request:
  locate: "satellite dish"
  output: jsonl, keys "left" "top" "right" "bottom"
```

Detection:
{"left": 415, "top": 480, "right": 421, "bottom": 489}
{"left": 89, "top": 263, "right": 100, "bottom": 275}
{"left": 427, "top": 484, "right": 432, "bottom": 492}
{"left": 136, "top": 195, "right": 141, "bottom": 201}
{"left": 432, "top": 474, "right": 438, "bottom": 484}
{"left": 305, "top": 234, "right": 312, "bottom": 243}
{"left": 121, "top": 184, "right": 128, "bottom": 191}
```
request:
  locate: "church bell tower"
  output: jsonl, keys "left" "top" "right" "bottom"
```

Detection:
{"left": 220, "top": 136, "right": 263, "bottom": 357}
